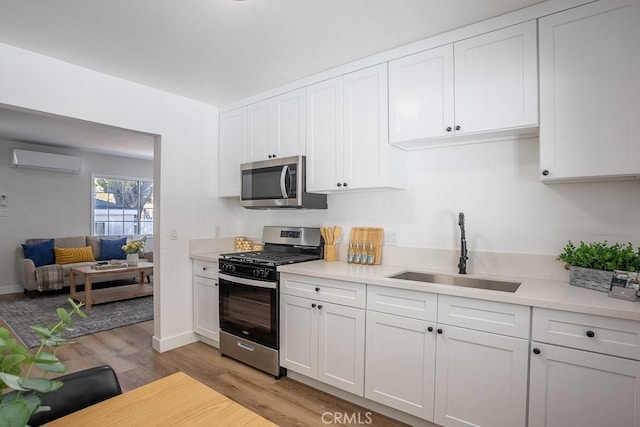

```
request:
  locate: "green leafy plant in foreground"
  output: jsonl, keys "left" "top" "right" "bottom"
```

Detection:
{"left": 0, "top": 298, "right": 86, "bottom": 426}
{"left": 558, "top": 241, "right": 640, "bottom": 272}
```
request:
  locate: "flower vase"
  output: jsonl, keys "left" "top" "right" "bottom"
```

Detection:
{"left": 126, "top": 253, "right": 139, "bottom": 266}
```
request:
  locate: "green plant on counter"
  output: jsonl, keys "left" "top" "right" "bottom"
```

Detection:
{"left": 558, "top": 241, "right": 640, "bottom": 272}
{"left": 0, "top": 298, "right": 86, "bottom": 426}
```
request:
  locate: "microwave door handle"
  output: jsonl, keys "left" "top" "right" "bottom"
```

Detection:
{"left": 280, "top": 165, "right": 289, "bottom": 199}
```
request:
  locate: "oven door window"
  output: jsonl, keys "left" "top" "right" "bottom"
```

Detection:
{"left": 219, "top": 277, "right": 278, "bottom": 349}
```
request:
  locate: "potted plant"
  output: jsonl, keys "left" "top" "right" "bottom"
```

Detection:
{"left": 557, "top": 241, "right": 640, "bottom": 292}
{"left": 0, "top": 298, "right": 86, "bottom": 425}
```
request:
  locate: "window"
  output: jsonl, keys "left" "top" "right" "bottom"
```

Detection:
{"left": 92, "top": 176, "right": 153, "bottom": 236}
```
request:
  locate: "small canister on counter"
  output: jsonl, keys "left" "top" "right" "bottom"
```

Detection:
{"left": 241, "top": 239, "right": 253, "bottom": 251}
{"left": 235, "top": 236, "right": 247, "bottom": 251}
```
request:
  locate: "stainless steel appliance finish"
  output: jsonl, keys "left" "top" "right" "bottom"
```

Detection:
{"left": 219, "top": 226, "right": 323, "bottom": 378}
{"left": 388, "top": 271, "right": 521, "bottom": 293}
{"left": 240, "top": 155, "right": 327, "bottom": 209}
{"left": 220, "top": 331, "right": 281, "bottom": 378}
{"left": 221, "top": 226, "right": 323, "bottom": 266}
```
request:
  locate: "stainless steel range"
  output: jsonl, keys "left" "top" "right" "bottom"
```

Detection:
{"left": 218, "top": 226, "right": 323, "bottom": 378}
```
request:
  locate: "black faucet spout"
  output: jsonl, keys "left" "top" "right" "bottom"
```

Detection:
{"left": 458, "top": 212, "right": 468, "bottom": 274}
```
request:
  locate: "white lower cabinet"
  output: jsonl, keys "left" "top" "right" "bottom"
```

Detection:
{"left": 365, "top": 289, "right": 529, "bottom": 426}
{"left": 529, "top": 308, "right": 640, "bottom": 427}
{"left": 433, "top": 325, "right": 529, "bottom": 427}
{"left": 365, "top": 311, "right": 436, "bottom": 420}
{"left": 529, "top": 342, "right": 640, "bottom": 427}
{"left": 193, "top": 260, "right": 219, "bottom": 345}
{"left": 280, "top": 293, "right": 365, "bottom": 396}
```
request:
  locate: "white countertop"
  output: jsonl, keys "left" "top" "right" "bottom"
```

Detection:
{"left": 277, "top": 260, "right": 640, "bottom": 322}
{"left": 189, "top": 246, "right": 640, "bottom": 322}
{"left": 191, "top": 252, "right": 222, "bottom": 262}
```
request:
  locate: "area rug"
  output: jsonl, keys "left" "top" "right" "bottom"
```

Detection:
{"left": 0, "top": 293, "right": 153, "bottom": 348}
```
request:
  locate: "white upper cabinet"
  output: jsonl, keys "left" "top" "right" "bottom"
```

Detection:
{"left": 245, "top": 88, "right": 305, "bottom": 163}
{"left": 306, "top": 63, "right": 406, "bottom": 192}
{"left": 218, "top": 107, "right": 246, "bottom": 197}
{"left": 454, "top": 20, "right": 538, "bottom": 134}
{"left": 389, "top": 20, "right": 538, "bottom": 148}
{"left": 389, "top": 44, "right": 454, "bottom": 142}
{"left": 539, "top": 0, "right": 640, "bottom": 182}
{"left": 305, "top": 76, "right": 343, "bottom": 192}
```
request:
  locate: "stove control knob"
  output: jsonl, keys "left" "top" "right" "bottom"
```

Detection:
{"left": 223, "top": 264, "right": 235, "bottom": 273}
{"left": 252, "top": 268, "right": 268, "bottom": 278}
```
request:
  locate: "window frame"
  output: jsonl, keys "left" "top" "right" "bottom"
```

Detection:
{"left": 91, "top": 173, "right": 154, "bottom": 237}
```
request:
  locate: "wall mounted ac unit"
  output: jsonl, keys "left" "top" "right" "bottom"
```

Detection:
{"left": 11, "top": 149, "right": 84, "bottom": 175}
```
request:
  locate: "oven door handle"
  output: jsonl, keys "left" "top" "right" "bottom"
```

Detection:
{"left": 219, "top": 273, "right": 277, "bottom": 289}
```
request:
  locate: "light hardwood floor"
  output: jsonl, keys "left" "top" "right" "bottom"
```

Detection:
{"left": 0, "top": 293, "right": 409, "bottom": 427}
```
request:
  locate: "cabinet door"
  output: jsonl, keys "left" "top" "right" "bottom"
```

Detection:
{"left": 529, "top": 342, "right": 640, "bottom": 427}
{"left": 454, "top": 20, "right": 538, "bottom": 135}
{"left": 246, "top": 99, "right": 272, "bottom": 162}
{"left": 365, "top": 311, "right": 436, "bottom": 420}
{"left": 539, "top": 0, "right": 640, "bottom": 181}
{"left": 343, "top": 63, "right": 390, "bottom": 190}
{"left": 389, "top": 44, "right": 454, "bottom": 142}
{"left": 279, "top": 294, "right": 318, "bottom": 378}
{"left": 317, "top": 302, "right": 365, "bottom": 396}
{"left": 218, "top": 107, "right": 246, "bottom": 197}
{"left": 434, "top": 325, "right": 528, "bottom": 427}
{"left": 246, "top": 89, "right": 306, "bottom": 163}
{"left": 272, "top": 88, "right": 305, "bottom": 159}
{"left": 193, "top": 275, "right": 219, "bottom": 343}
{"left": 305, "top": 76, "right": 344, "bottom": 192}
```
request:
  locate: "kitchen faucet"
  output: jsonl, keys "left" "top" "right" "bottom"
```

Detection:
{"left": 458, "top": 212, "right": 468, "bottom": 274}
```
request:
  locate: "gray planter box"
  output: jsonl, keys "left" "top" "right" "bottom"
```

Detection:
{"left": 569, "top": 266, "right": 613, "bottom": 292}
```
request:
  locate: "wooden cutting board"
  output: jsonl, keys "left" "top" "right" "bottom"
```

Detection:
{"left": 349, "top": 227, "right": 384, "bottom": 265}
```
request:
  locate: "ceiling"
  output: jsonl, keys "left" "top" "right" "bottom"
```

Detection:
{"left": 0, "top": 0, "right": 546, "bottom": 159}
{"left": 0, "top": 107, "right": 156, "bottom": 160}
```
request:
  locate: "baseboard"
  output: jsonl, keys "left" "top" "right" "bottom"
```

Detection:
{"left": 196, "top": 334, "right": 219, "bottom": 349}
{"left": 286, "top": 371, "right": 437, "bottom": 427}
{"left": 152, "top": 331, "right": 199, "bottom": 353}
{"left": 0, "top": 284, "right": 23, "bottom": 295}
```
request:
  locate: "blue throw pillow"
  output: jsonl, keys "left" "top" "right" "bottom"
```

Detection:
{"left": 99, "top": 237, "right": 127, "bottom": 260}
{"left": 22, "top": 239, "right": 55, "bottom": 267}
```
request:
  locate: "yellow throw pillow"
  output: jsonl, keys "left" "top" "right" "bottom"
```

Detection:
{"left": 54, "top": 246, "right": 96, "bottom": 265}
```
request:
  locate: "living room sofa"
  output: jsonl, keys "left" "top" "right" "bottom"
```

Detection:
{"left": 16, "top": 235, "right": 153, "bottom": 297}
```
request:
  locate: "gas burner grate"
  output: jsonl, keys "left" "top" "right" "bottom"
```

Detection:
{"left": 221, "top": 251, "right": 321, "bottom": 266}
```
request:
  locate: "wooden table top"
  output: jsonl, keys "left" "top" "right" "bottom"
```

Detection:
{"left": 44, "top": 372, "right": 276, "bottom": 426}
{"left": 71, "top": 261, "right": 153, "bottom": 276}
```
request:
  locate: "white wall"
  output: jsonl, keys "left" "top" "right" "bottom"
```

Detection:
{"left": 0, "top": 141, "right": 153, "bottom": 292}
{"left": 242, "top": 137, "right": 640, "bottom": 261}
{"left": 0, "top": 42, "right": 243, "bottom": 351}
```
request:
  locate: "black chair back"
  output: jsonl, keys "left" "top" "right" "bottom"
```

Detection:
{"left": 28, "top": 365, "right": 122, "bottom": 426}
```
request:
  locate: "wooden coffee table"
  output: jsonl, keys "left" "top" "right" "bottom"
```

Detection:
{"left": 70, "top": 261, "right": 153, "bottom": 309}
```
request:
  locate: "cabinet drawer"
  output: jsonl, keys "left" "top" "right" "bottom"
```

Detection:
{"left": 280, "top": 273, "right": 366, "bottom": 308}
{"left": 367, "top": 285, "right": 437, "bottom": 321}
{"left": 437, "top": 295, "right": 530, "bottom": 339}
{"left": 532, "top": 308, "right": 640, "bottom": 360}
{"left": 193, "top": 260, "right": 218, "bottom": 280}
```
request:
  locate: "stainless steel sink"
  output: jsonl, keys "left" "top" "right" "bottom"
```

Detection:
{"left": 388, "top": 271, "right": 521, "bottom": 293}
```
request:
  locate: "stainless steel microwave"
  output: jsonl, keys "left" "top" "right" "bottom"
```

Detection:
{"left": 240, "top": 155, "right": 327, "bottom": 209}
